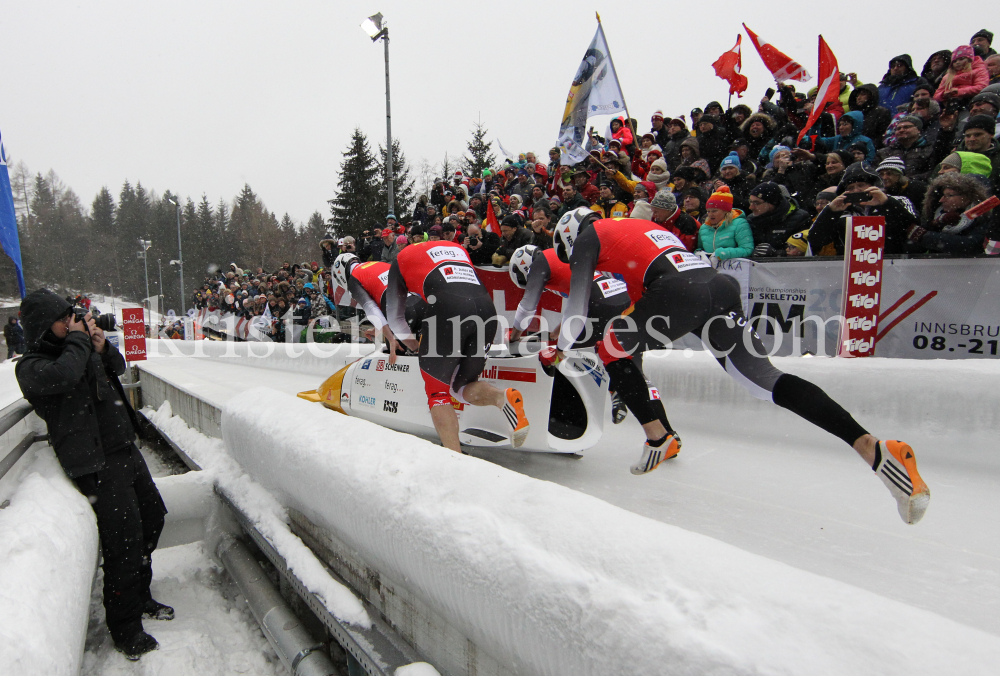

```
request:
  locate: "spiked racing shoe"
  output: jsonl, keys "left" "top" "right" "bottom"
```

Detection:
{"left": 874, "top": 440, "right": 929, "bottom": 524}
{"left": 630, "top": 432, "right": 682, "bottom": 475}
{"left": 503, "top": 388, "right": 530, "bottom": 448}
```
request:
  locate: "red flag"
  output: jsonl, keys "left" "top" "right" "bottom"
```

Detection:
{"left": 743, "top": 24, "right": 812, "bottom": 84}
{"left": 711, "top": 34, "right": 749, "bottom": 97}
{"left": 485, "top": 198, "right": 501, "bottom": 235}
{"left": 797, "top": 36, "right": 840, "bottom": 145}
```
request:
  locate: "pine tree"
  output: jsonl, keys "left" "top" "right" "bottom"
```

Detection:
{"left": 376, "top": 139, "right": 415, "bottom": 223}
{"left": 329, "top": 128, "right": 380, "bottom": 240}
{"left": 461, "top": 121, "right": 496, "bottom": 180}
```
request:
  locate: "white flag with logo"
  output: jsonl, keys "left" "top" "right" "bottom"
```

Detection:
{"left": 556, "top": 24, "right": 626, "bottom": 165}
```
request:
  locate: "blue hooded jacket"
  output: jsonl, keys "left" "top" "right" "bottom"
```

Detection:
{"left": 819, "top": 111, "right": 876, "bottom": 162}
{"left": 877, "top": 55, "right": 929, "bottom": 112}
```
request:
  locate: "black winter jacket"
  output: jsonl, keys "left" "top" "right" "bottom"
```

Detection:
{"left": 808, "top": 196, "right": 919, "bottom": 256}
{"left": 15, "top": 289, "right": 136, "bottom": 478}
{"left": 746, "top": 198, "right": 813, "bottom": 252}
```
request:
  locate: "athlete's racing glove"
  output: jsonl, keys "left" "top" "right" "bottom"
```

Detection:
{"left": 538, "top": 346, "right": 563, "bottom": 377}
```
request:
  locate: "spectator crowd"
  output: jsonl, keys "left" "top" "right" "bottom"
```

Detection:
{"left": 190, "top": 28, "right": 1000, "bottom": 339}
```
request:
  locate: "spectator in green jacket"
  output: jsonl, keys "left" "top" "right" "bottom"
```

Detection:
{"left": 696, "top": 186, "right": 754, "bottom": 260}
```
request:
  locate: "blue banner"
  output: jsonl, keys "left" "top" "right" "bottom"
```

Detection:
{"left": 0, "top": 129, "right": 26, "bottom": 298}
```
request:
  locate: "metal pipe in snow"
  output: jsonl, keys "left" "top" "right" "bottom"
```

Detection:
{"left": 218, "top": 536, "right": 337, "bottom": 676}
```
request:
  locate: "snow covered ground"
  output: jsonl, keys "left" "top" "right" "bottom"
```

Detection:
{"left": 80, "top": 541, "right": 284, "bottom": 676}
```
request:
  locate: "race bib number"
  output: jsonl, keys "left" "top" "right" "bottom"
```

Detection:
{"left": 665, "top": 250, "right": 711, "bottom": 272}
{"left": 596, "top": 277, "right": 628, "bottom": 298}
{"left": 644, "top": 229, "right": 685, "bottom": 250}
{"left": 440, "top": 265, "right": 481, "bottom": 285}
{"left": 377, "top": 271, "right": 389, "bottom": 286}
{"left": 426, "top": 245, "right": 470, "bottom": 264}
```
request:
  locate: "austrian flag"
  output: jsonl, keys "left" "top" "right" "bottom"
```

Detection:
{"left": 712, "top": 34, "right": 748, "bottom": 97}
{"left": 743, "top": 24, "right": 812, "bottom": 84}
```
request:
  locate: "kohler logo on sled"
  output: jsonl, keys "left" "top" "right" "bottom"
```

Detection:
{"left": 357, "top": 395, "right": 377, "bottom": 408}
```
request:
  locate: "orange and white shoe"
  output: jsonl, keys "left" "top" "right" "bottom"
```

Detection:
{"left": 630, "top": 433, "right": 682, "bottom": 475}
{"left": 503, "top": 388, "right": 530, "bottom": 448}
{"left": 874, "top": 440, "right": 930, "bottom": 524}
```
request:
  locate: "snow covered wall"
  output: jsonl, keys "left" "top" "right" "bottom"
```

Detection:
{"left": 221, "top": 388, "right": 1000, "bottom": 676}
{"left": 0, "top": 448, "right": 98, "bottom": 676}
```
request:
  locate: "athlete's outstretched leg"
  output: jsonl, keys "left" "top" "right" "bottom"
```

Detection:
{"left": 700, "top": 287, "right": 930, "bottom": 523}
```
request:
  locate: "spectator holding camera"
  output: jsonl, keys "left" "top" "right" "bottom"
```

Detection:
{"left": 808, "top": 162, "right": 919, "bottom": 256}
{"left": 15, "top": 289, "right": 170, "bottom": 660}
{"left": 462, "top": 223, "right": 499, "bottom": 266}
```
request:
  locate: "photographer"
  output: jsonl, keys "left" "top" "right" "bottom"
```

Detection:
{"left": 15, "top": 289, "right": 170, "bottom": 661}
{"left": 462, "top": 223, "right": 499, "bottom": 266}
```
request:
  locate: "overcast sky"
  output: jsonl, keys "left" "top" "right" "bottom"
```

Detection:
{"left": 3, "top": 1, "right": 983, "bottom": 224}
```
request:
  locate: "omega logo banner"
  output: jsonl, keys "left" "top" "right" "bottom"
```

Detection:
{"left": 121, "top": 308, "right": 147, "bottom": 361}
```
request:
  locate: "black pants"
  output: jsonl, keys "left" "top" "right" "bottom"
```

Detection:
{"left": 74, "top": 443, "right": 167, "bottom": 643}
{"left": 614, "top": 270, "right": 868, "bottom": 446}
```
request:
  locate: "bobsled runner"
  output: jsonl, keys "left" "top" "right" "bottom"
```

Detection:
{"left": 298, "top": 343, "right": 609, "bottom": 453}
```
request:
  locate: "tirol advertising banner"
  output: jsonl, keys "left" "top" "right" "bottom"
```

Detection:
{"left": 121, "top": 308, "right": 147, "bottom": 361}
{"left": 837, "top": 216, "right": 885, "bottom": 358}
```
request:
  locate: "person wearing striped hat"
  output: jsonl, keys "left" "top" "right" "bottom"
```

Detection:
{"left": 877, "top": 157, "right": 928, "bottom": 213}
{"left": 650, "top": 109, "right": 670, "bottom": 147}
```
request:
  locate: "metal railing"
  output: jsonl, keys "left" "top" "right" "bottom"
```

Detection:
{"left": 0, "top": 399, "right": 43, "bottom": 481}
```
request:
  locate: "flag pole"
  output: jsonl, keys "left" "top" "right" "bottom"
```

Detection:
{"left": 596, "top": 13, "right": 639, "bottom": 154}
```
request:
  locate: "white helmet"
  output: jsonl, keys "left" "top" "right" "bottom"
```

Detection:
{"left": 553, "top": 207, "right": 598, "bottom": 263}
{"left": 332, "top": 253, "right": 360, "bottom": 288}
{"left": 509, "top": 245, "right": 540, "bottom": 289}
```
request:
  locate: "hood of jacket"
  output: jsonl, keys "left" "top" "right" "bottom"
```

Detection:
{"left": 20, "top": 288, "right": 72, "bottom": 352}
{"left": 881, "top": 54, "right": 919, "bottom": 84}
{"left": 921, "top": 50, "right": 952, "bottom": 79}
{"left": 679, "top": 137, "right": 701, "bottom": 158}
{"left": 840, "top": 110, "right": 866, "bottom": 139}
{"left": 740, "top": 112, "right": 777, "bottom": 136}
{"left": 848, "top": 84, "right": 881, "bottom": 111}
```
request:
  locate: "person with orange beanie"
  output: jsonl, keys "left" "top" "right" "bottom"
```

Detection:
{"left": 696, "top": 186, "right": 754, "bottom": 260}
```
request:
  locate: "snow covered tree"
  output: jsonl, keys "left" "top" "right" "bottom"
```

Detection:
{"left": 461, "top": 121, "right": 496, "bottom": 180}
{"left": 329, "top": 128, "right": 380, "bottom": 240}
{"left": 376, "top": 139, "right": 415, "bottom": 222}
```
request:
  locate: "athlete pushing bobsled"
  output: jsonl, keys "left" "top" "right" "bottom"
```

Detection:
{"left": 507, "top": 244, "right": 669, "bottom": 431}
{"left": 384, "top": 240, "right": 530, "bottom": 453}
{"left": 332, "top": 254, "right": 425, "bottom": 362}
{"left": 548, "top": 208, "right": 930, "bottom": 525}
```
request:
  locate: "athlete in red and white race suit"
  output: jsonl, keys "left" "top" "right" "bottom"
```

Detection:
{"left": 508, "top": 245, "right": 667, "bottom": 428}
{"left": 553, "top": 209, "right": 929, "bottom": 524}
{"left": 333, "top": 255, "right": 425, "bottom": 360}
{"left": 385, "top": 241, "right": 529, "bottom": 452}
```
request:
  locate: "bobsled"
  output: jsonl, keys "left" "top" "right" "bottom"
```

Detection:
{"left": 299, "top": 344, "right": 610, "bottom": 454}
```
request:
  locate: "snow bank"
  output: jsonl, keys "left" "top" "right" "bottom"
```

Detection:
{"left": 222, "top": 387, "right": 1000, "bottom": 676}
{"left": 145, "top": 401, "right": 370, "bottom": 628}
{"left": 0, "top": 448, "right": 98, "bottom": 676}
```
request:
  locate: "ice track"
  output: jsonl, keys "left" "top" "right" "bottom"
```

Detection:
{"left": 137, "top": 342, "right": 1000, "bottom": 638}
